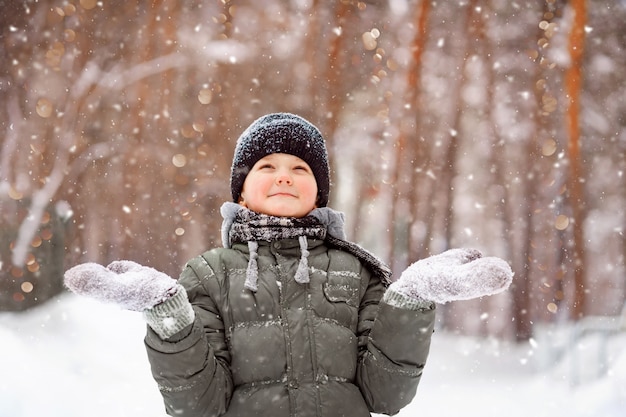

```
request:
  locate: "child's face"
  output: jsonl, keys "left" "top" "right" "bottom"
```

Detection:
{"left": 239, "top": 153, "right": 318, "bottom": 218}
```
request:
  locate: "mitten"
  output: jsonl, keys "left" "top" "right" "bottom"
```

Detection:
{"left": 64, "top": 260, "right": 195, "bottom": 339}
{"left": 388, "top": 248, "right": 513, "bottom": 305}
{"left": 64, "top": 260, "right": 178, "bottom": 311}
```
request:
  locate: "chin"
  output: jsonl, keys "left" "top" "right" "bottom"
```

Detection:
{"left": 266, "top": 206, "right": 308, "bottom": 218}
{"left": 273, "top": 210, "right": 304, "bottom": 218}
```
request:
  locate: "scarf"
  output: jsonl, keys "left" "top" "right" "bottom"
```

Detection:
{"left": 220, "top": 202, "right": 391, "bottom": 292}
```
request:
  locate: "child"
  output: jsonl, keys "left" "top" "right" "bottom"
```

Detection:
{"left": 65, "top": 113, "right": 513, "bottom": 417}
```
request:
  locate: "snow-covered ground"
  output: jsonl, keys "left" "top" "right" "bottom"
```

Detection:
{"left": 1, "top": 293, "right": 624, "bottom": 417}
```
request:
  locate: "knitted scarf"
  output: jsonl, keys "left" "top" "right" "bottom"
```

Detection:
{"left": 220, "top": 202, "right": 392, "bottom": 292}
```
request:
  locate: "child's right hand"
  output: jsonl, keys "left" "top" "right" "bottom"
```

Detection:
{"left": 64, "top": 260, "right": 179, "bottom": 311}
{"left": 65, "top": 260, "right": 195, "bottom": 340}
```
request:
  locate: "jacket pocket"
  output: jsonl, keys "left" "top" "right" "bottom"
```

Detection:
{"left": 323, "top": 271, "right": 361, "bottom": 308}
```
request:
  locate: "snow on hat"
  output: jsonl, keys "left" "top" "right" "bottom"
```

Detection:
{"left": 230, "top": 112, "right": 330, "bottom": 207}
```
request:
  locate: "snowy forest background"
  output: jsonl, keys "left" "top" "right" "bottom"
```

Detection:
{"left": 1, "top": 0, "right": 626, "bottom": 416}
{"left": 1, "top": 0, "right": 625, "bottom": 342}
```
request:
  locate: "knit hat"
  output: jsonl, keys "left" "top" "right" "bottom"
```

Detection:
{"left": 230, "top": 113, "right": 330, "bottom": 208}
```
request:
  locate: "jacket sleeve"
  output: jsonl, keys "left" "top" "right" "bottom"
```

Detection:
{"left": 144, "top": 263, "right": 233, "bottom": 417}
{"left": 355, "top": 269, "right": 436, "bottom": 415}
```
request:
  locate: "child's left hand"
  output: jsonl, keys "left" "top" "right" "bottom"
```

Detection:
{"left": 390, "top": 248, "right": 513, "bottom": 304}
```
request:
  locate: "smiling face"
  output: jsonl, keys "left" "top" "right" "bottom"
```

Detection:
{"left": 239, "top": 153, "right": 318, "bottom": 218}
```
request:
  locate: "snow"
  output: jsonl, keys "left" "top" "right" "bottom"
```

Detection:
{"left": 1, "top": 293, "right": 624, "bottom": 417}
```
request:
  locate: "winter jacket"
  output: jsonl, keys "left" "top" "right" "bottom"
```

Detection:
{"left": 144, "top": 237, "right": 435, "bottom": 417}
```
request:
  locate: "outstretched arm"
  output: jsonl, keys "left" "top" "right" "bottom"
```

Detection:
{"left": 356, "top": 248, "right": 513, "bottom": 414}
{"left": 64, "top": 261, "right": 233, "bottom": 416}
{"left": 143, "top": 264, "right": 233, "bottom": 416}
{"left": 355, "top": 268, "right": 435, "bottom": 415}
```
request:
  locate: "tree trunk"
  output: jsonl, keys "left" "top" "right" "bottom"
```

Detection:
{"left": 564, "top": 0, "right": 588, "bottom": 319}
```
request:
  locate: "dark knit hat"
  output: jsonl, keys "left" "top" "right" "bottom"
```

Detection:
{"left": 230, "top": 113, "right": 330, "bottom": 207}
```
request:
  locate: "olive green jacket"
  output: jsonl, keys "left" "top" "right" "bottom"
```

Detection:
{"left": 145, "top": 238, "right": 435, "bottom": 417}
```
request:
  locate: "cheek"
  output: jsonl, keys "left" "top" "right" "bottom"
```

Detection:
{"left": 242, "top": 177, "right": 270, "bottom": 199}
{"left": 303, "top": 180, "right": 318, "bottom": 201}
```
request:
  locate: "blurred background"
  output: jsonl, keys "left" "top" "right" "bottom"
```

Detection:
{"left": 0, "top": 0, "right": 625, "bottom": 342}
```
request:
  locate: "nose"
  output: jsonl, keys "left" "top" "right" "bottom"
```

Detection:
{"left": 275, "top": 171, "right": 293, "bottom": 185}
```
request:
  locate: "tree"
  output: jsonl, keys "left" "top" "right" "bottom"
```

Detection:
{"left": 563, "top": 0, "right": 588, "bottom": 318}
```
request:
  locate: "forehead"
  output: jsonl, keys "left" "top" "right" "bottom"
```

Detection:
{"left": 255, "top": 153, "right": 309, "bottom": 165}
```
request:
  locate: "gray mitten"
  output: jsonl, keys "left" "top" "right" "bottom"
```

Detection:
{"left": 390, "top": 248, "right": 513, "bottom": 304}
{"left": 64, "top": 260, "right": 179, "bottom": 311}
{"left": 64, "top": 260, "right": 194, "bottom": 339}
